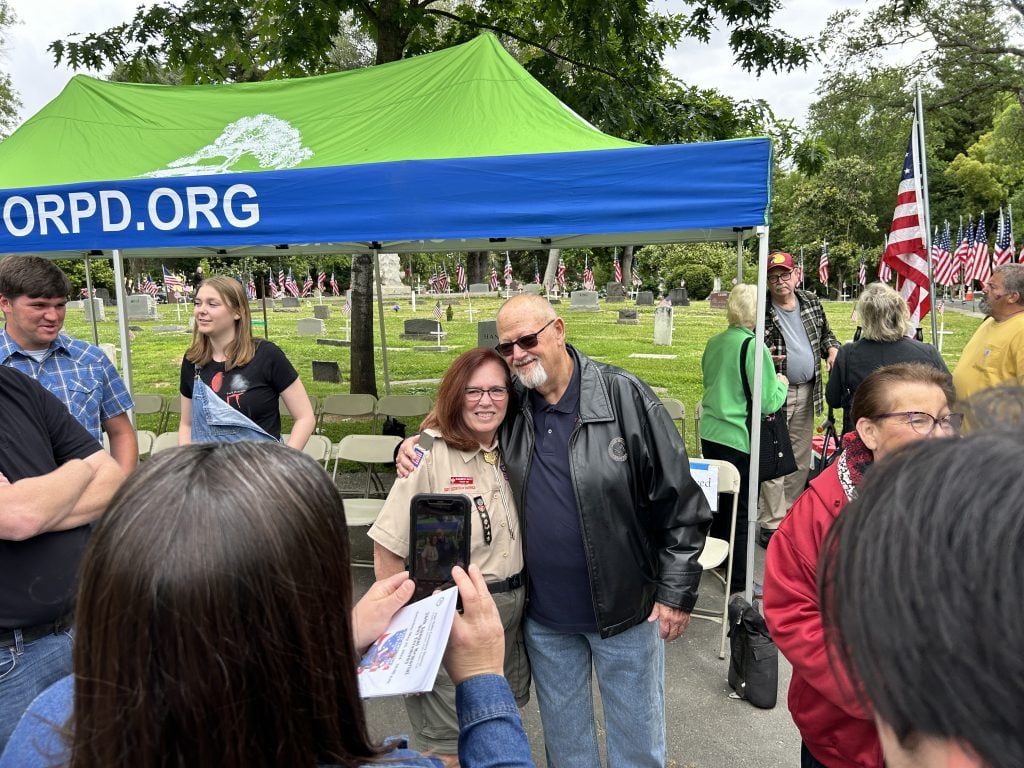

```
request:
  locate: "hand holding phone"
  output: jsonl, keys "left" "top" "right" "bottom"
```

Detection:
{"left": 409, "top": 494, "right": 471, "bottom": 603}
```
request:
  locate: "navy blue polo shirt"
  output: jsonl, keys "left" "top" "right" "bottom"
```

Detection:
{"left": 524, "top": 363, "right": 597, "bottom": 632}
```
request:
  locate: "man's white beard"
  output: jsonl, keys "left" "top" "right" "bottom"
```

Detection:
{"left": 516, "top": 356, "right": 548, "bottom": 389}
{"left": 979, "top": 296, "right": 991, "bottom": 315}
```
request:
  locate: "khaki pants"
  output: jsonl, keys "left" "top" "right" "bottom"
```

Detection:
{"left": 758, "top": 381, "right": 814, "bottom": 530}
{"left": 404, "top": 586, "right": 529, "bottom": 754}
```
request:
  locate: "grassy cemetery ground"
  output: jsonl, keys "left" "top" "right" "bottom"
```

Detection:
{"left": 65, "top": 294, "right": 982, "bottom": 457}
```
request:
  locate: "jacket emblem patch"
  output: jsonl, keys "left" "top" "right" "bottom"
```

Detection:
{"left": 607, "top": 437, "right": 628, "bottom": 462}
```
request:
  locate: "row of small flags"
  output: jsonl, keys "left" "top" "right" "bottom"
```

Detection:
{"left": 423, "top": 252, "right": 642, "bottom": 293}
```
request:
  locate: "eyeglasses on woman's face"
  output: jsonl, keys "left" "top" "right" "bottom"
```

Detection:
{"left": 874, "top": 411, "right": 963, "bottom": 435}
{"left": 463, "top": 386, "right": 509, "bottom": 403}
{"left": 495, "top": 318, "right": 556, "bottom": 356}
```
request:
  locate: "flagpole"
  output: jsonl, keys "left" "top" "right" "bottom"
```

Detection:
{"left": 915, "top": 84, "right": 939, "bottom": 345}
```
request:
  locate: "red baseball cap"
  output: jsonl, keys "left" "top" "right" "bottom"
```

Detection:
{"left": 768, "top": 251, "right": 795, "bottom": 272}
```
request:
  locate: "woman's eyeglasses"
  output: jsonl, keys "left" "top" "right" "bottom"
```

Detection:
{"left": 464, "top": 386, "right": 509, "bottom": 402}
{"left": 876, "top": 411, "right": 963, "bottom": 435}
{"left": 495, "top": 318, "right": 556, "bottom": 356}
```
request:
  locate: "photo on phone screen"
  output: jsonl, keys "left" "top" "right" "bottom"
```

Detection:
{"left": 409, "top": 494, "right": 471, "bottom": 603}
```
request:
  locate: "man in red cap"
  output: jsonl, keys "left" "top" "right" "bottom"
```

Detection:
{"left": 759, "top": 251, "right": 839, "bottom": 548}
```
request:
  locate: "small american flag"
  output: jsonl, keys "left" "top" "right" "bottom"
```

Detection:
{"left": 456, "top": 260, "right": 467, "bottom": 292}
{"left": 278, "top": 268, "right": 286, "bottom": 294}
{"left": 432, "top": 300, "right": 442, "bottom": 320}
{"left": 858, "top": 257, "right": 866, "bottom": 287}
{"left": 582, "top": 258, "right": 595, "bottom": 291}
{"left": 503, "top": 253, "right": 513, "bottom": 288}
{"left": 285, "top": 269, "right": 300, "bottom": 298}
{"left": 557, "top": 257, "right": 567, "bottom": 289}
{"left": 631, "top": 256, "right": 642, "bottom": 287}
{"left": 329, "top": 272, "right": 340, "bottom": 296}
{"left": 317, "top": 269, "right": 326, "bottom": 294}
{"left": 301, "top": 272, "right": 314, "bottom": 297}
{"left": 439, "top": 262, "right": 450, "bottom": 293}
{"left": 613, "top": 253, "right": 622, "bottom": 283}
{"left": 247, "top": 275, "right": 257, "bottom": 300}
{"left": 818, "top": 242, "right": 829, "bottom": 285}
{"left": 141, "top": 274, "right": 159, "bottom": 296}
{"left": 268, "top": 271, "right": 279, "bottom": 296}
{"left": 342, "top": 297, "right": 352, "bottom": 316}
{"left": 489, "top": 262, "right": 499, "bottom": 290}
{"left": 429, "top": 267, "right": 440, "bottom": 294}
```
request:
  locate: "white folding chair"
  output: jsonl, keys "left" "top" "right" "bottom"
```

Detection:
{"left": 374, "top": 394, "right": 432, "bottom": 433}
{"left": 151, "top": 431, "right": 181, "bottom": 454}
{"left": 282, "top": 433, "right": 332, "bottom": 467}
{"left": 161, "top": 396, "right": 182, "bottom": 434}
{"left": 317, "top": 393, "right": 377, "bottom": 434}
{"left": 136, "top": 429, "right": 157, "bottom": 459}
{"left": 132, "top": 393, "right": 166, "bottom": 431}
{"left": 333, "top": 434, "right": 403, "bottom": 566}
{"left": 659, "top": 396, "right": 686, "bottom": 442}
{"left": 280, "top": 394, "right": 320, "bottom": 422}
{"left": 689, "top": 458, "right": 741, "bottom": 658}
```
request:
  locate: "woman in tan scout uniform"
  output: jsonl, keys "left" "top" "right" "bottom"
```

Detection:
{"left": 369, "top": 347, "right": 528, "bottom": 768}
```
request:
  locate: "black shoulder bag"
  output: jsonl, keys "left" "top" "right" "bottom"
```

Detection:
{"left": 740, "top": 337, "right": 797, "bottom": 483}
{"left": 727, "top": 595, "right": 778, "bottom": 708}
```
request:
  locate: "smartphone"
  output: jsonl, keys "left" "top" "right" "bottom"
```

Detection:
{"left": 408, "top": 494, "right": 471, "bottom": 603}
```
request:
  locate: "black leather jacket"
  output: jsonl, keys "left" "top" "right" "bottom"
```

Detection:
{"left": 501, "top": 346, "right": 712, "bottom": 638}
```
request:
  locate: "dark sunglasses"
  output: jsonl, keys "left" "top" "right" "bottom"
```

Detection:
{"left": 495, "top": 318, "right": 556, "bottom": 356}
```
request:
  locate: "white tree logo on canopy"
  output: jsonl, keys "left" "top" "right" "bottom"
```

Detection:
{"left": 143, "top": 114, "right": 314, "bottom": 177}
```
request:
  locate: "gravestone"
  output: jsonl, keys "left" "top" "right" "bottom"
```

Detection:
{"left": 402, "top": 318, "right": 447, "bottom": 341}
{"left": 67, "top": 300, "right": 83, "bottom": 310}
{"left": 636, "top": 291, "right": 655, "bottom": 306}
{"left": 469, "top": 283, "right": 490, "bottom": 295}
{"left": 708, "top": 291, "right": 730, "bottom": 310}
{"left": 99, "top": 343, "right": 117, "bottom": 365}
{"left": 260, "top": 298, "right": 275, "bottom": 311}
{"left": 313, "top": 305, "right": 331, "bottom": 320}
{"left": 713, "top": 276, "right": 722, "bottom": 292}
{"left": 376, "top": 253, "right": 408, "bottom": 297}
{"left": 617, "top": 309, "right": 639, "bottom": 325}
{"left": 570, "top": 290, "right": 600, "bottom": 312}
{"left": 521, "top": 283, "right": 544, "bottom": 296}
{"left": 312, "top": 361, "right": 342, "bottom": 383}
{"left": 83, "top": 298, "right": 105, "bottom": 321}
{"left": 316, "top": 338, "right": 351, "bottom": 348}
{"left": 93, "top": 287, "right": 112, "bottom": 305}
{"left": 653, "top": 306, "right": 674, "bottom": 346}
{"left": 297, "top": 318, "right": 326, "bottom": 337}
{"left": 606, "top": 283, "right": 626, "bottom": 303}
{"left": 668, "top": 287, "right": 690, "bottom": 307}
{"left": 477, "top": 320, "right": 498, "bottom": 349}
{"left": 281, "top": 296, "right": 300, "bottom": 308}
{"left": 127, "top": 294, "right": 158, "bottom": 320}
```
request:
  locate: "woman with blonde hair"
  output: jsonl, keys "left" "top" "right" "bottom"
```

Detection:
{"left": 178, "top": 275, "right": 315, "bottom": 449}
{"left": 826, "top": 282, "right": 948, "bottom": 434}
{"left": 700, "top": 283, "right": 788, "bottom": 592}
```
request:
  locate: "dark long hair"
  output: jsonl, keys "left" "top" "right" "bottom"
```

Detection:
{"left": 820, "top": 431, "right": 1024, "bottom": 768}
{"left": 70, "top": 443, "right": 387, "bottom": 768}
{"left": 421, "top": 347, "right": 511, "bottom": 451}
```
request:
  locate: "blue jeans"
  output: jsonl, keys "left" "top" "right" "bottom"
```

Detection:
{"left": 525, "top": 617, "right": 665, "bottom": 768}
{"left": 0, "top": 629, "right": 74, "bottom": 752}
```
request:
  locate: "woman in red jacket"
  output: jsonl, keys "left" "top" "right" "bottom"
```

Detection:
{"left": 763, "top": 362, "right": 959, "bottom": 768}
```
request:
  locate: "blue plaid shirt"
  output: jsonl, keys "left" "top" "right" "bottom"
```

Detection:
{"left": 0, "top": 328, "right": 134, "bottom": 444}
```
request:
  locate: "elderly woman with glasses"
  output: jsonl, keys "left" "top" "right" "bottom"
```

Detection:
{"left": 763, "top": 362, "right": 958, "bottom": 768}
{"left": 370, "top": 347, "right": 528, "bottom": 767}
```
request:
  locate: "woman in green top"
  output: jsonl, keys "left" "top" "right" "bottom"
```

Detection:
{"left": 700, "top": 284, "right": 788, "bottom": 591}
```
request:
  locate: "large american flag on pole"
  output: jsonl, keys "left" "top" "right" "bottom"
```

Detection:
{"left": 246, "top": 274, "right": 257, "bottom": 300}
{"left": 489, "top": 262, "right": 499, "bottom": 291}
{"left": 317, "top": 268, "right": 326, "bottom": 294}
{"left": 818, "top": 241, "right": 829, "bottom": 285}
{"left": 268, "top": 271, "right": 279, "bottom": 296}
{"left": 438, "top": 261, "right": 450, "bottom": 293}
{"left": 953, "top": 218, "right": 969, "bottom": 282}
{"left": 329, "top": 272, "right": 340, "bottom": 296}
{"left": 613, "top": 251, "right": 622, "bottom": 283}
{"left": 882, "top": 130, "right": 931, "bottom": 327}
{"left": 582, "top": 257, "right": 595, "bottom": 291}
{"left": 631, "top": 255, "right": 642, "bottom": 287}
{"left": 301, "top": 272, "right": 314, "bottom": 297}
{"left": 284, "top": 269, "right": 300, "bottom": 298}
{"left": 858, "top": 257, "right": 867, "bottom": 287}
{"left": 141, "top": 274, "right": 159, "bottom": 296}
{"left": 557, "top": 257, "right": 567, "bottom": 289}
{"left": 278, "top": 268, "right": 286, "bottom": 295}
{"left": 503, "top": 253, "right": 513, "bottom": 288}
{"left": 456, "top": 259, "right": 467, "bottom": 292}
{"left": 932, "top": 222, "right": 956, "bottom": 286}
{"left": 162, "top": 265, "right": 183, "bottom": 292}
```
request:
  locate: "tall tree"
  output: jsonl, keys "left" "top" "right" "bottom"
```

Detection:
{"left": 51, "top": 0, "right": 812, "bottom": 393}
{"left": 0, "top": 1, "right": 21, "bottom": 137}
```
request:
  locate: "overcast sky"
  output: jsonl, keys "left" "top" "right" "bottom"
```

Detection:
{"left": 5, "top": 0, "right": 862, "bottom": 131}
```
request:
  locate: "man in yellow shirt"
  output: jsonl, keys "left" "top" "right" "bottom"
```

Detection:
{"left": 953, "top": 264, "right": 1024, "bottom": 403}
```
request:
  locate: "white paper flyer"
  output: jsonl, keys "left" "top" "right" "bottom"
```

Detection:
{"left": 357, "top": 586, "right": 459, "bottom": 698}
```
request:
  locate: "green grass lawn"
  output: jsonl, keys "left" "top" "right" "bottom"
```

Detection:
{"left": 63, "top": 294, "right": 981, "bottom": 455}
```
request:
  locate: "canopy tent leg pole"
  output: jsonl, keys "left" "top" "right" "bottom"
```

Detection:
{"left": 111, "top": 249, "right": 135, "bottom": 423}
{"left": 83, "top": 257, "right": 99, "bottom": 347}
{"left": 747, "top": 225, "right": 771, "bottom": 603}
{"left": 373, "top": 248, "right": 391, "bottom": 396}
{"left": 736, "top": 229, "right": 745, "bottom": 285}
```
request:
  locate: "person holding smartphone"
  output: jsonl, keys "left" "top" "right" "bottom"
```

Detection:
{"left": 370, "top": 347, "right": 527, "bottom": 768}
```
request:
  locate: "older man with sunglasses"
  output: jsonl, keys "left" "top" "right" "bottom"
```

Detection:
{"left": 493, "top": 293, "right": 710, "bottom": 767}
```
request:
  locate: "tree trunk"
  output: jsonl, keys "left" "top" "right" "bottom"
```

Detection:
{"left": 468, "top": 251, "right": 487, "bottom": 285}
{"left": 542, "top": 248, "right": 560, "bottom": 289}
{"left": 621, "top": 245, "right": 635, "bottom": 285}
{"left": 349, "top": 253, "right": 378, "bottom": 397}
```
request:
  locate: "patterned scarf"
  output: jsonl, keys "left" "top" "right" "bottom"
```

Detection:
{"left": 837, "top": 430, "right": 874, "bottom": 501}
